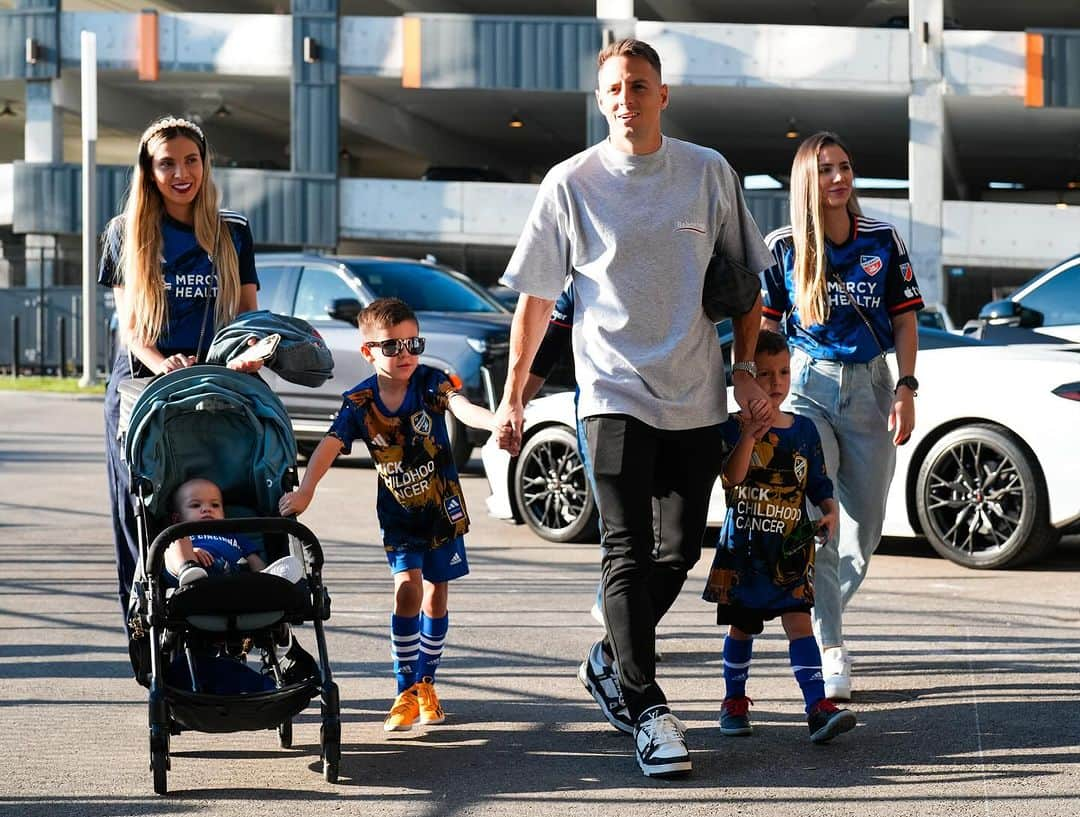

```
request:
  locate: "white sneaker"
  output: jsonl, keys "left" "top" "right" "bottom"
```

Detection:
{"left": 262, "top": 555, "right": 304, "bottom": 584}
{"left": 634, "top": 706, "right": 691, "bottom": 777}
{"left": 822, "top": 646, "right": 852, "bottom": 701}
{"left": 177, "top": 561, "right": 208, "bottom": 586}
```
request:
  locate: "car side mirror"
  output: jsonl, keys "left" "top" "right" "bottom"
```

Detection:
{"left": 327, "top": 298, "right": 362, "bottom": 324}
{"left": 977, "top": 299, "right": 1043, "bottom": 328}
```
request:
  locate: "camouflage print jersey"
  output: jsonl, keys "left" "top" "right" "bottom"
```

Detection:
{"left": 703, "top": 413, "right": 833, "bottom": 618}
{"left": 328, "top": 365, "right": 469, "bottom": 552}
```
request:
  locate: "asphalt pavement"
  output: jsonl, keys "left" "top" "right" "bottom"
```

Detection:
{"left": 1, "top": 390, "right": 1078, "bottom": 817}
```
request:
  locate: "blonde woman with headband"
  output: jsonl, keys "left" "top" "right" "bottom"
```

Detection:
{"left": 760, "top": 132, "right": 922, "bottom": 701}
{"left": 98, "top": 116, "right": 261, "bottom": 625}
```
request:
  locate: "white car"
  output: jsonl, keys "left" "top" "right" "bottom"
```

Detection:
{"left": 976, "top": 253, "right": 1080, "bottom": 343}
{"left": 482, "top": 329, "right": 1080, "bottom": 569}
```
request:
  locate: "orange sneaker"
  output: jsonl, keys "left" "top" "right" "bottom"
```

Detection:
{"left": 415, "top": 678, "right": 445, "bottom": 725}
{"left": 384, "top": 687, "right": 419, "bottom": 732}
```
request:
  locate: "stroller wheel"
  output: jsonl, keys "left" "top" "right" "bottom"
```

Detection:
{"left": 278, "top": 718, "right": 293, "bottom": 749}
{"left": 150, "top": 737, "right": 169, "bottom": 795}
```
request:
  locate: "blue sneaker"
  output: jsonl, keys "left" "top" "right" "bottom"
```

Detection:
{"left": 807, "top": 699, "right": 857, "bottom": 744}
{"left": 719, "top": 695, "right": 753, "bottom": 736}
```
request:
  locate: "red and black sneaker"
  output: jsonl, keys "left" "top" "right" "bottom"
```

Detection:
{"left": 719, "top": 695, "right": 753, "bottom": 736}
{"left": 807, "top": 698, "right": 857, "bottom": 744}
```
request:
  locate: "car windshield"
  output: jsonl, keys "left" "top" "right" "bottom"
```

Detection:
{"left": 345, "top": 261, "right": 506, "bottom": 313}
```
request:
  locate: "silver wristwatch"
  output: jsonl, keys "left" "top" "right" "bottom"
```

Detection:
{"left": 732, "top": 361, "right": 758, "bottom": 378}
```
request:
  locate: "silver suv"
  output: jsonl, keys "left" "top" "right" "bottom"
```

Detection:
{"left": 255, "top": 254, "right": 511, "bottom": 467}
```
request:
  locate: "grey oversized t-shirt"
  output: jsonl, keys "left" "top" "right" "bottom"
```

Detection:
{"left": 501, "top": 136, "right": 773, "bottom": 430}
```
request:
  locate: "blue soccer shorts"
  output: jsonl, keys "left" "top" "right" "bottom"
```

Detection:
{"left": 385, "top": 536, "right": 469, "bottom": 583}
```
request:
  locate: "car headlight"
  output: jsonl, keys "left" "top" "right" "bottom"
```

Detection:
{"left": 466, "top": 337, "right": 488, "bottom": 355}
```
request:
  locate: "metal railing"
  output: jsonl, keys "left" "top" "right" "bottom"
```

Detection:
{"left": 0, "top": 286, "right": 113, "bottom": 376}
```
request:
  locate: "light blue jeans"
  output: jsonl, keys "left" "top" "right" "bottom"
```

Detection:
{"left": 789, "top": 348, "right": 897, "bottom": 647}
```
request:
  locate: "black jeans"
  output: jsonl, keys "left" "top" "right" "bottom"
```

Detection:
{"left": 585, "top": 414, "right": 722, "bottom": 720}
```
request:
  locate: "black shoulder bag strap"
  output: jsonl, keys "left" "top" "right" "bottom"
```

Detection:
{"left": 827, "top": 262, "right": 888, "bottom": 360}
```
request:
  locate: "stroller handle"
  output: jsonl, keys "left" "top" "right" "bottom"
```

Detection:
{"left": 146, "top": 517, "right": 324, "bottom": 579}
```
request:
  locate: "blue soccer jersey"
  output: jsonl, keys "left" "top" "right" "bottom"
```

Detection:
{"left": 328, "top": 365, "right": 469, "bottom": 552}
{"left": 529, "top": 278, "right": 574, "bottom": 380}
{"left": 98, "top": 210, "right": 258, "bottom": 358}
{"left": 188, "top": 532, "right": 261, "bottom": 573}
{"left": 761, "top": 214, "right": 924, "bottom": 363}
{"left": 703, "top": 414, "right": 833, "bottom": 615}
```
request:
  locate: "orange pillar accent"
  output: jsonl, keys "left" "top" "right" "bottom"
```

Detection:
{"left": 1025, "top": 32, "right": 1044, "bottom": 107}
{"left": 402, "top": 17, "right": 422, "bottom": 89}
{"left": 138, "top": 11, "right": 160, "bottom": 82}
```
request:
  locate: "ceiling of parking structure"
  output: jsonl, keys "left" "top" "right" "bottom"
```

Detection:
{"left": 75, "top": 72, "right": 292, "bottom": 168}
{"left": 946, "top": 96, "right": 1080, "bottom": 191}
{"left": 60, "top": 1, "right": 281, "bottom": 11}
{"left": 340, "top": 79, "right": 589, "bottom": 180}
{"left": 659, "top": 84, "right": 911, "bottom": 182}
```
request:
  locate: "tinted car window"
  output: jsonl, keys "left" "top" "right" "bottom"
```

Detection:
{"left": 1018, "top": 263, "right": 1080, "bottom": 327}
{"left": 255, "top": 265, "right": 300, "bottom": 314}
{"left": 346, "top": 261, "right": 503, "bottom": 313}
{"left": 294, "top": 267, "right": 358, "bottom": 322}
{"left": 918, "top": 311, "right": 946, "bottom": 331}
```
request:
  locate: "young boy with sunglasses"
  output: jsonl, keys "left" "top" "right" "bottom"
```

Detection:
{"left": 279, "top": 297, "right": 496, "bottom": 731}
{"left": 702, "top": 330, "right": 856, "bottom": 744}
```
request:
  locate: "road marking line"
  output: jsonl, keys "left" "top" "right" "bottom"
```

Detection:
{"left": 966, "top": 625, "right": 993, "bottom": 817}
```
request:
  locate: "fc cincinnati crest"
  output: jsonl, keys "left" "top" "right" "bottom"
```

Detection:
{"left": 794, "top": 454, "right": 808, "bottom": 485}
{"left": 900, "top": 262, "right": 913, "bottom": 282}
{"left": 860, "top": 255, "right": 883, "bottom": 276}
{"left": 410, "top": 410, "right": 432, "bottom": 436}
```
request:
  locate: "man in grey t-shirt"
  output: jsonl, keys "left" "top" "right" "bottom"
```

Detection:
{"left": 495, "top": 38, "right": 774, "bottom": 778}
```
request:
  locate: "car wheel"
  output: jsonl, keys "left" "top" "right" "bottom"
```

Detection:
{"left": 915, "top": 423, "right": 1059, "bottom": 569}
{"left": 513, "top": 425, "right": 598, "bottom": 543}
{"left": 446, "top": 414, "right": 473, "bottom": 471}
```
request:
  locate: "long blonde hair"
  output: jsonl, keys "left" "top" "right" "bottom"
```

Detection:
{"left": 119, "top": 117, "right": 241, "bottom": 348}
{"left": 789, "top": 131, "right": 861, "bottom": 327}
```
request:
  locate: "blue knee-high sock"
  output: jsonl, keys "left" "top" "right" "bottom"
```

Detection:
{"left": 417, "top": 612, "right": 449, "bottom": 683}
{"left": 723, "top": 636, "right": 754, "bottom": 699}
{"left": 790, "top": 635, "right": 826, "bottom": 712}
{"left": 391, "top": 614, "right": 421, "bottom": 693}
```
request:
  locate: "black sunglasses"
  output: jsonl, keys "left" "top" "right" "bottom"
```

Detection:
{"left": 364, "top": 336, "right": 426, "bottom": 357}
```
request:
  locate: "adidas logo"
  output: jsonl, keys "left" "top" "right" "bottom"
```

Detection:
{"left": 449, "top": 553, "right": 462, "bottom": 565}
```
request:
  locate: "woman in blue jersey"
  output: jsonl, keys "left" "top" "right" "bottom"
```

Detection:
{"left": 761, "top": 132, "right": 922, "bottom": 701}
{"left": 99, "top": 116, "right": 262, "bottom": 624}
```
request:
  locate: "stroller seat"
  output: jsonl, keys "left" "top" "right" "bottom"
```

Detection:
{"left": 167, "top": 572, "right": 314, "bottom": 633}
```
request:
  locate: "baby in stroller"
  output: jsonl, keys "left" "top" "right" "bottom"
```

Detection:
{"left": 123, "top": 365, "right": 341, "bottom": 793}
{"left": 165, "top": 477, "right": 302, "bottom": 587}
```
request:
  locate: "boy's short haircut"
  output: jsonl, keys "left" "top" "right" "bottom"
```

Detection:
{"left": 755, "top": 329, "right": 790, "bottom": 358}
{"left": 171, "top": 476, "right": 219, "bottom": 513}
{"left": 358, "top": 297, "right": 417, "bottom": 333}
{"left": 597, "top": 38, "right": 662, "bottom": 79}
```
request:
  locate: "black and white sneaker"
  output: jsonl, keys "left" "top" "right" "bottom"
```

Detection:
{"left": 177, "top": 561, "right": 208, "bottom": 586}
{"left": 577, "top": 640, "right": 633, "bottom": 734}
{"left": 634, "top": 705, "right": 691, "bottom": 777}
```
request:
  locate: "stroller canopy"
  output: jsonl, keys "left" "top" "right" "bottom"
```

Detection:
{"left": 124, "top": 366, "right": 296, "bottom": 521}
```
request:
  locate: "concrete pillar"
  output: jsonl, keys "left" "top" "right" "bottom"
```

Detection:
{"left": 590, "top": 0, "right": 636, "bottom": 149}
{"left": 908, "top": 0, "right": 945, "bottom": 306}
{"left": 24, "top": 80, "right": 62, "bottom": 163}
{"left": 597, "top": 0, "right": 634, "bottom": 17}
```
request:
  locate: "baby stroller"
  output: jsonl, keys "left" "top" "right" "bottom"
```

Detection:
{"left": 123, "top": 365, "right": 341, "bottom": 794}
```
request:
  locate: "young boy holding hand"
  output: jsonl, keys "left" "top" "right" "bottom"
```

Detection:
{"left": 703, "top": 330, "right": 855, "bottom": 744}
{"left": 279, "top": 297, "right": 495, "bottom": 731}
